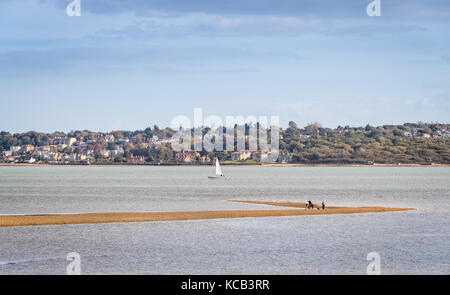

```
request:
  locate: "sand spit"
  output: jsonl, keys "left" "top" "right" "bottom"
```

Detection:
{"left": 0, "top": 200, "right": 413, "bottom": 228}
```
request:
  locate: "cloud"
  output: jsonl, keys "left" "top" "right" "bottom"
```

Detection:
{"left": 85, "top": 13, "right": 430, "bottom": 42}
{"left": 46, "top": 0, "right": 450, "bottom": 20}
{"left": 1, "top": 0, "right": 445, "bottom": 46}
{"left": 49, "top": 0, "right": 365, "bottom": 18}
{"left": 87, "top": 14, "right": 333, "bottom": 39}
{"left": 0, "top": 44, "right": 300, "bottom": 76}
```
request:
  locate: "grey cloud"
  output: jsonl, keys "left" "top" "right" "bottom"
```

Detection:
{"left": 87, "top": 15, "right": 333, "bottom": 39}
{"left": 47, "top": 0, "right": 450, "bottom": 20}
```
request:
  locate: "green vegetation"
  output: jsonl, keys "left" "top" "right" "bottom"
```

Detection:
{"left": 222, "top": 159, "right": 260, "bottom": 164}
{"left": 280, "top": 122, "right": 450, "bottom": 164}
{"left": 1, "top": 122, "right": 449, "bottom": 165}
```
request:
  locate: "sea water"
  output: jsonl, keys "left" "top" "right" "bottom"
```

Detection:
{"left": 0, "top": 166, "right": 449, "bottom": 274}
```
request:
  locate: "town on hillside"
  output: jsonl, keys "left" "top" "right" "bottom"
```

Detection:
{"left": 1, "top": 122, "right": 449, "bottom": 165}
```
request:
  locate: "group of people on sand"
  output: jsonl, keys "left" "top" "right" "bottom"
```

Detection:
{"left": 306, "top": 200, "right": 326, "bottom": 210}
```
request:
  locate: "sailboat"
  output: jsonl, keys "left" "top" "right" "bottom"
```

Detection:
{"left": 208, "top": 158, "right": 225, "bottom": 179}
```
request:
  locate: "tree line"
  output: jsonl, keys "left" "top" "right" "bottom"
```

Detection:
{"left": 1, "top": 122, "right": 449, "bottom": 164}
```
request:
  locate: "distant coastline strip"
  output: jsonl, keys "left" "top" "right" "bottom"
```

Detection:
{"left": 0, "top": 201, "right": 413, "bottom": 227}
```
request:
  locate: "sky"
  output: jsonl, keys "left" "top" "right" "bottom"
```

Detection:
{"left": 0, "top": 0, "right": 449, "bottom": 133}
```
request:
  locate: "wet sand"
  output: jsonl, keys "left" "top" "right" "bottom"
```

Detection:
{"left": 0, "top": 201, "right": 413, "bottom": 228}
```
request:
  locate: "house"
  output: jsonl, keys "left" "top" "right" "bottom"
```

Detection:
{"left": 60, "top": 137, "right": 76, "bottom": 146}
{"left": 443, "top": 131, "right": 450, "bottom": 137}
{"left": 260, "top": 152, "right": 270, "bottom": 162}
{"left": 2, "top": 151, "right": 12, "bottom": 157}
{"left": 49, "top": 145, "right": 58, "bottom": 153}
{"left": 49, "top": 153, "right": 61, "bottom": 161}
{"left": 21, "top": 145, "right": 35, "bottom": 152}
{"left": 105, "top": 134, "right": 115, "bottom": 143}
{"left": 39, "top": 146, "right": 51, "bottom": 152}
{"left": 231, "top": 151, "right": 252, "bottom": 161}
{"left": 422, "top": 134, "right": 431, "bottom": 138}
{"left": 334, "top": 128, "right": 348, "bottom": 135}
{"left": 127, "top": 155, "right": 145, "bottom": 164}
{"left": 10, "top": 146, "right": 21, "bottom": 153}
{"left": 182, "top": 154, "right": 193, "bottom": 163}
{"left": 111, "top": 147, "right": 124, "bottom": 156}
{"left": 99, "top": 150, "right": 111, "bottom": 158}
{"left": 36, "top": 150, "right": 51, "bottom": 159}
{"left": 175, "top": 151, "right": 202, "bottom": 163}
{"left": 404, "top": 132, "right": 412, "bottom": 137}
{"left": 116, "top": 138, "right": 130, "bottom": 143}
{"left": 200, "top": 155, "right": 211, "bottom": 163}
{"left": 252, "top": 151, "right": 277, "bottom": 162}
{"left": 4, "top": 156, "right": 14, "bottom": 162}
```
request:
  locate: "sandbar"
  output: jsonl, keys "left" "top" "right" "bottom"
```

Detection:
{"left": 0, "top": 201, "right": 413, "bottom": 228}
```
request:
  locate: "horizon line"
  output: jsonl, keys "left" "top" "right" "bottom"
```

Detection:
{"left": 1, "top": 121, "right": 449, "bottom": 135}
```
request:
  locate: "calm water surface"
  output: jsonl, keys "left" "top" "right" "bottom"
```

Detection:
{"left": 0, "top": 166, "right": 449, "bottom": 274}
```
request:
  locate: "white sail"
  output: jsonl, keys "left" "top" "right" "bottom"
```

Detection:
{"left": 215, "top": 158, "right": 223, "bottom": 176}
{"left": 208, "top": 158, "right": 224, "bottom": 179}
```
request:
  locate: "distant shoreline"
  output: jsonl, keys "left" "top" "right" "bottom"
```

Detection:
{"left": 0, "top": 163, "right": 449, "bottom": 167}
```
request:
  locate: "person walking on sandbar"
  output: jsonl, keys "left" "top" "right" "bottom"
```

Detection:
{"left": 322, "top": 200, "right": 325, "bottom": 210}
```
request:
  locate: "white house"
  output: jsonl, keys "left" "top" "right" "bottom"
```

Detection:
{"left": 2, "top": 151, "right": 12, "bottom": 157}
{"left": 10, "top": 146, "right": 21, "bottom": 152}
{"left": 105, "top": 134, "right": 115, "bottom": 143}
{"left": 404, "top": 132, "right": 412, "bottom": 137}
{"left": 231, "top": 151, "right": 252, "bottom": 161}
